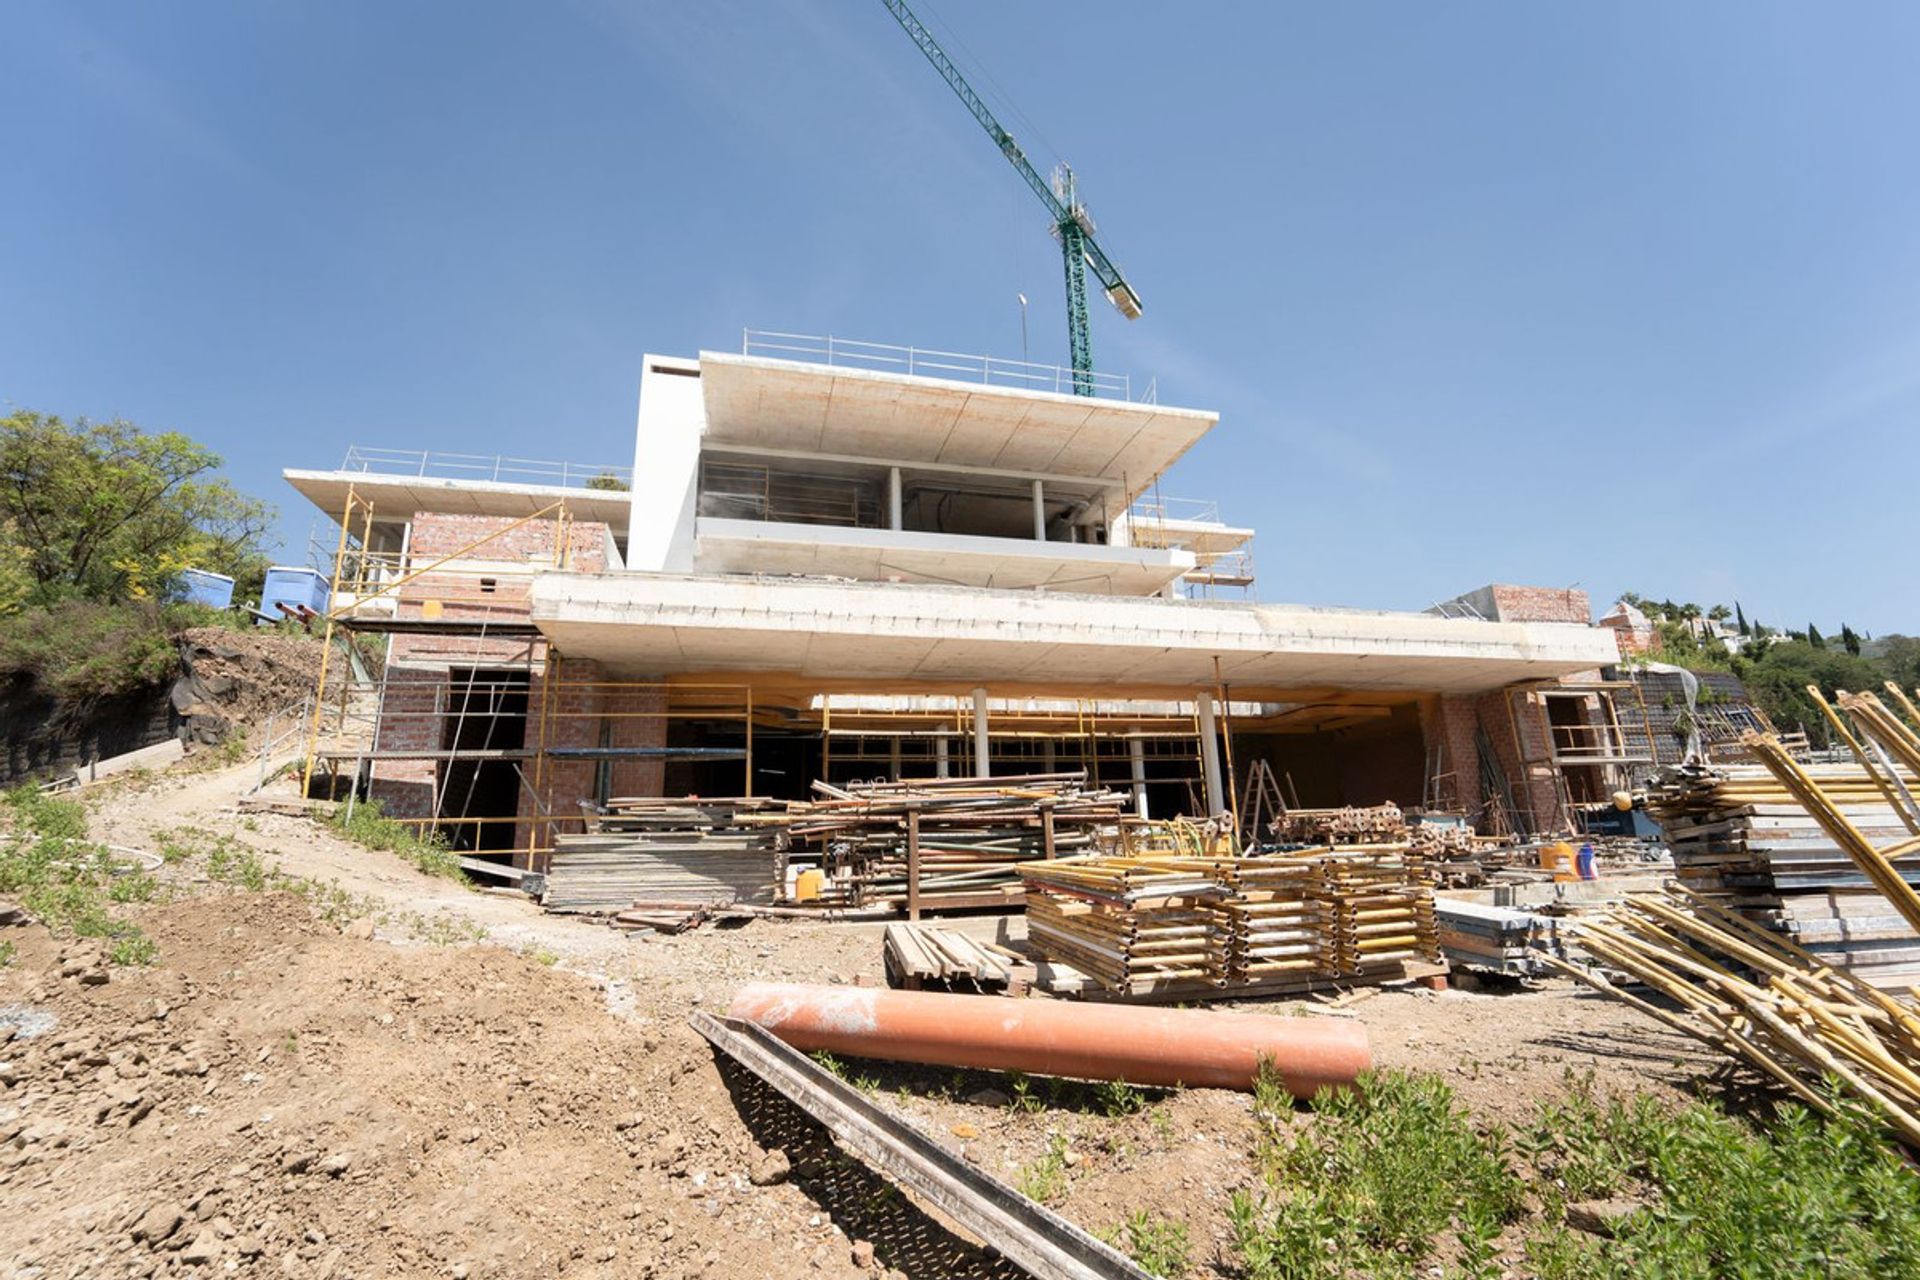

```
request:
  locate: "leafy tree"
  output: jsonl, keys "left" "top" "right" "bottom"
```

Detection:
{"left": 1707, "top": 604, "right": 1731, "bottom": 623}
{"left": 0, "top": 410, "right": 273, "bottom": 605}
{"left": 0, "top": 522, "right": 29, "bottom": 617}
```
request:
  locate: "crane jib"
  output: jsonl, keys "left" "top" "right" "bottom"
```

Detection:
{"left": 880, "top": 0, "right": 1142, "bottom": 397}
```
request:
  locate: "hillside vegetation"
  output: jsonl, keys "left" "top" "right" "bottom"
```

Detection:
{"left": 0, "top": 410, "right": 276, "bottom": 700}
{"left": 1621, "top": 594, "right": 1920, "bottom": 742}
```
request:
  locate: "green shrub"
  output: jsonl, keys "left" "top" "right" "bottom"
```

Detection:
{"left": 0, "top": 600, "right": 180, "bottom": 700}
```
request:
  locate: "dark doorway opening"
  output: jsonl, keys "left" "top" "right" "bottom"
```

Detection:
{"left": 437, "top": 667, "right": 528, "bottom": 852}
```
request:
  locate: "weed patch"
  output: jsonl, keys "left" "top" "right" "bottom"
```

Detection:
{"left": 1101, "top": 1210, "right": 1191, "bottom": 1278}
{"left": 1229, "top": 1068, "right": 1920, "bottom": 1280}
{"left": 1, "top": 786, "right": 157, "bottom": 963}
{"left": 1015, "top": 1134, "right": 1070, "bottom": 1205}
{"left": 331, "top": 801, "right": 467, "bottom": 883}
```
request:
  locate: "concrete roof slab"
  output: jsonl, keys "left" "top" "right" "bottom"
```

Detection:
{"left": 697, "top": 353, "right": 1215, "bottom": 501}
{"left": 529, "top": 572, "right": 1621, "bottom": 694}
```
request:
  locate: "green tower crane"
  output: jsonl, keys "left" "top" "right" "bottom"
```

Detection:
{"left": 880, "top": 0, "right": 1143, "bottom": 397}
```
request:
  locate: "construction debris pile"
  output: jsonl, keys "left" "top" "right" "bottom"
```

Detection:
{"left": 1018, "top": 847, "right": 1439, "bottom": 998}
{"left": 545, "top": 774, "right": 1131, "bottom": 918}
{"left": 777, "top": 773, "right": 1128, "bottom": 912}
{"left": 1650, "top": 761, "right": 1920, "bottom": 988}
{"left": 1276, "top": 802, "right": 1408, "bottom": 846}
{"left": 544, "top": 797, "right": 783, "bottom": 913}
{"left": 1557, "top": 884, "right": 1920, "bottom": 1147}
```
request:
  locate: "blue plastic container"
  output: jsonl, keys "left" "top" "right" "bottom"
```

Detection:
{"left": 261, "top": 565, "right": 331, "bottom": 619}
{"left": 174, "top": 568, "right": 236, "bottom": 610}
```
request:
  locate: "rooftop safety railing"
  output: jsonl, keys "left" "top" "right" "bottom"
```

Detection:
{"left": 742, "top": 329, "right": 1154, "bottom": 403}
{"left": 337, "top": 446, "right": 632, "bottom": 491}
{"left": 1128, "top": 496, "right": 1221, "bottom": 526}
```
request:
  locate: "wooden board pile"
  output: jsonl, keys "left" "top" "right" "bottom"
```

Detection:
{"left": 1649, "top": 762, "right": 1920, "bottom": 988}
{"left": 544, "top": 797, "right": 784, "bottom": 913}
{"left": 777, "top": 773, "right": 1130, "bottom": 911}
{"left": 1018, "top": 848, "right": 1441, "bottom": 997}
{"left": 1555, "top": 884, "right": 1920, "bottom": 1148}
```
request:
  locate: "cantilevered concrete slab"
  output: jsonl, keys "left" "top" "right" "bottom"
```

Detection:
{"left": 284, "top": 470, "right": 632, "bottom": 533}
{"left": 528, "top": 573, "right": 1621, "bottom": 695}
{"left": 697, "top": 353, "right": 1216, "bottom": 498}
{"left": 692, "top": 518, "right": 1192, "bottom": 594}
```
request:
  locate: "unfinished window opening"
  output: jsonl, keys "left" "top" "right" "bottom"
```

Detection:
{"left": 698, "top": 460, "right": 883, "bottom": 528}
{"left": 479, "top": 577, "right": 497, "bottom": 594}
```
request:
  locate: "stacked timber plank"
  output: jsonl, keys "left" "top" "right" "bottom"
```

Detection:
{"left": 778, "top": 773, "right": 1129, "bottom": 911}
{"left": 544, "top": 797, "right": 785, "bottom": 914}
{"left": 1649, "top": 763, "right": 1920, "bottom": 988}
{"left": 1019, "top": 847, "right": 1441, "bottom": 998}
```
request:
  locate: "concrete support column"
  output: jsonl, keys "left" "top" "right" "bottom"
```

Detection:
{"left": 1197, "top": 692, "right": 1226, "bottom": 816}
{"left": 1042, "top": 738, "right": 1055, "bottom": 774}
{"left": 888, "top": 467, "right": 903, "bottom": 532}
{"left": 1031, "top": 479, "right": 1046, "bottom": 542}
{"left": 935, "top": 731, "right": 950, "bottom": 779}
{"left": 972, "top": 687, "right": 990, "bottom": 778}
{"left": 889, "top": 735, "right": 902, "bottom": 782}
{"left": 1128, "top": 735, "right": 1149, "bottom": 819}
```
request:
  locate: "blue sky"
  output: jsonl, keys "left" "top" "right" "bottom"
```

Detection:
{"left": 4, "top": 2, "right": 1917, "bottom": 633}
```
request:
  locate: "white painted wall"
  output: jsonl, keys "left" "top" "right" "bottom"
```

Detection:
{"left": 626, "top": 355, "right": 705, "bottom": 572}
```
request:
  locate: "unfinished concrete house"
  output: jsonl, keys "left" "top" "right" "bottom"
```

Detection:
{"left": 288, "top": 332, "right": 1636, "bottom": 869}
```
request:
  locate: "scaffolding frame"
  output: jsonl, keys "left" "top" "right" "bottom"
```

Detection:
{"left": 298, "top": 488, "right": 755, "bottom": 868}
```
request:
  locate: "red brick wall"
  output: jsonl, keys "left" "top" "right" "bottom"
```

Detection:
{"left": 517, "top": 658, "right": 667, "bottom": 854}
{"left": 1419, "top": 695, "right": 1483, "bottom": 822}
{"left": 1485, "top": 585, "right": 1592, "bottom": 625}
{"left": 365, "top": 512, "right": 651, "bottom": 853}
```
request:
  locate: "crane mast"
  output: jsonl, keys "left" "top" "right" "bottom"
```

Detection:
{"left": 880, "top": 0, "right": 1142, "bottom": 397}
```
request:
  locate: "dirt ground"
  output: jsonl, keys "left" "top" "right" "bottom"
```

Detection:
{"left": 1, "top": 754, "right": 1723, "bottom": 1280}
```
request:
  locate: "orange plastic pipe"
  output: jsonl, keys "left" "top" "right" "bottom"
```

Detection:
{"left": 727, "top": 982, "right": 1371, "bottom": 1095}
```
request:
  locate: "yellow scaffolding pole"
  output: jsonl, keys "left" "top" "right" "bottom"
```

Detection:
{"left": 301, "top": 485, "right": 364, "bottom": 797}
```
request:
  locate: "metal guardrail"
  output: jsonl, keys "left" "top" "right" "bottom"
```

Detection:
{"left": 1128, "top": 496, "right": 1220, "bottom": 526}
{"left": 742, "top": 328, "right": 1153, "bottom": 403}
{"left": 338, "top": 446, "right": 631, "bottom": 490}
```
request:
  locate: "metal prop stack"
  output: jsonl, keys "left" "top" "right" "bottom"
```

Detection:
{"left": 1318, "top": 850, "right": 1440, "bottom": 980}
{"left": 1019, "top": 847, "right": 1441, "bottom": 998}
{"left": 1018, "top": 857, "right": 1223, "bottom": 989}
